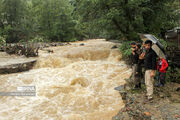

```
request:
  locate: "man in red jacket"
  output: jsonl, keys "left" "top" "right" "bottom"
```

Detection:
{"left": 157, "top": 57, "right": 168, "bottom": 87}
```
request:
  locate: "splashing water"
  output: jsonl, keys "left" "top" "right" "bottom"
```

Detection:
{"left": 0, "top": 39, "right": 132, "bottom": 120}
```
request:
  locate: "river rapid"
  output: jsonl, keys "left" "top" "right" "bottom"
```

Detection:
{"left": 0, "top": 39, "right": 131, "bottom": 120}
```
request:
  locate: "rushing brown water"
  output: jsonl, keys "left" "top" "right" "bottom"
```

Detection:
{"left": 0, "top": 39, "right": 131, "bottom": 120}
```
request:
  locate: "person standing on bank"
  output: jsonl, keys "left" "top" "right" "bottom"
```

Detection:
{"left": 157, "top": 56, "right": 168, "bottom": 87}
{"left": 144, "top": 40, "right": 157, "bottom": 100}
{"left": 136, "top": 43, "right": 143, "bottom": 88}
{"left": 130, "top": 42, "right": 139, "bottom": 89}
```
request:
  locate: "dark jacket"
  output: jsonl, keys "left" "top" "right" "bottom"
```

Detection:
{"left": 144, "top": 48, "right": 157, "bottom": 70}
{"left": 131, "top": 51, "right": 139, "bottom": 64}
{"left": 136, "top": 49, "right": 142, "bottom": 56}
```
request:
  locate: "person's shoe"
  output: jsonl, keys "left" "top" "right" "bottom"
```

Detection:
{"left": 155, "top": 83, "right": 160, "bottom": 87}
{"left": 155, "top": 83, "right": 164, "bottom": 87}
{"left": 144, "top": 96, "right": 153, "bottom": 103}
{"left": 148, "top": 96, "right": 153, "bottom": 101}
{"left": 161, "top": 83, "right": 166, "bottom": 87}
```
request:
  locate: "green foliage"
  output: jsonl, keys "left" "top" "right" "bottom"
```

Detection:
{"left": 0, "top": 36, "right": 6, "bottom": 47}
{"left": 72, "top": 0, "right": 179, "bottom": 41}
{"left": 0, "top": 0, "right": 84, "bottom": 43}
{"left": 29, "top": 36, "right": 49, "bottom": 43}
{"left": 34, "top": 0, "right": 78, "bottom": 42}
{"left": 119, "top": 41, "right": 132, "bottom": 59}
{"left": 166, "top": 66, "right": 180, "bottom": 83}
{"left": 0, "top": 0, "right": 179, "bottom": 43}
{"left": 159, "top": 38, "right": 168, "bottom": 48}
{"left": 0, "top": 0, "right": 27, "bottom": 43}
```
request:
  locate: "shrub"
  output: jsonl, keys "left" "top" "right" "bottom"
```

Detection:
{"left": 29, "top": 36, "right": 49, "bottom": 43}
{"left": 120, "top": 41, "right": 132, "bottom": 59}
{"left": 166, "top": 65, "right": 180, "bottom": 83}
{"left": 159, "top": 38, "right": 167, "bottom": 49}
{"left": 119, "top": 41, "right": 133, "bottom": 65}
{"left": 0, "top": 36, "right": 6, "bottom": 47}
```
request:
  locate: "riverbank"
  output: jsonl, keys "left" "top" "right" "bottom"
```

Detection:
{"left": 0, "top": 52, "right": 37, "bottom": 74}
{"left": 113, "top": 79, "right": 180, "bottom": 120}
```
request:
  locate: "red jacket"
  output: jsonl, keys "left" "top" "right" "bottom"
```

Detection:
{"left": 157, "top": 58, "right": 168, "bottom": 73}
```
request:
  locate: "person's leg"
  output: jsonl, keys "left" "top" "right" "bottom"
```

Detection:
{"left": 160, "top": 72, "right": 166, "bottom": 86}
{"left": 155, "top": 71, "right": 161, "bottom": 87}
{"left": 141, "top": 67, "right": 145, "bottom": 84}
{"left": 145, "top": 70, "right": 154, "bottom": 99}
{"left": 137, "top": 64, "right": 142, "bottom": 88}
{"left": 135, "top": 72, "right": 141, "bottom": 88}
{"left": 132, "top": 64, "right": 137, "bottom": 83}
{"left": 133, "top": 64, "right": 140, "bottom": 88}
{"left": 132, "top": 64, "right": 135, "bottom": 82}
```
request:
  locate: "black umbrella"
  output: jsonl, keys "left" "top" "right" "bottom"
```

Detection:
{"left": 140, "top": 34, "right": 167, "bottom": 59}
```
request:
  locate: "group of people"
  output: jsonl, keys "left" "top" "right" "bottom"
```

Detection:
{"left": 131, "top": 40, "right": 168, "bottom": 100}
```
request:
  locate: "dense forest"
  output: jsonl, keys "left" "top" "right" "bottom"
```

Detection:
{"left": 0, "top": 0, "right": 179, "bottom": 43}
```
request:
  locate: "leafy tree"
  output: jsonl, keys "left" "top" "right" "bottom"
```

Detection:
{"left": 33, "top": 0, "right": 78, "bottom": 42}
{"left": 0, "top": 0, "right": 179, "bottom": 43}
{"left": 72, "top": 0, "right": 179, "bottom": 40}
{"left": 0, "top": 0, "right": 27, "bottom": 43}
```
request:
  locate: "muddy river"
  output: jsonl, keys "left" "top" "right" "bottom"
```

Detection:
{"left": 0, "top": 39, "right": 131, "bottom": 120}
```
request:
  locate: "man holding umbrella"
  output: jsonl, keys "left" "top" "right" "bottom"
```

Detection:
{"left": 144, "top": 40, "right": 157, "bottom": 100}
{"left": 139, "top": 34, "right": 167, "bottom": 100}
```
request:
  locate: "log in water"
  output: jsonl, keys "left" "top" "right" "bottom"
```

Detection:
{"left": 0, "top": 39, "right": 132, "bottom": 120}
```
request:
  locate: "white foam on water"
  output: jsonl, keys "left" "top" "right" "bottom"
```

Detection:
{"left": 0, "top": 39, "right": 132, "bottom": 120}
